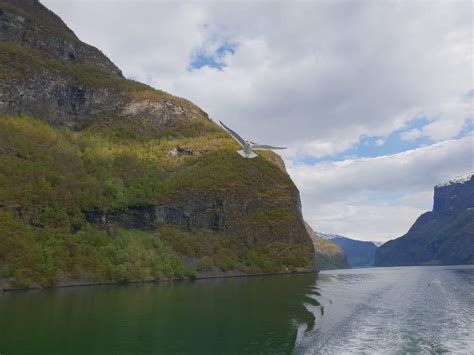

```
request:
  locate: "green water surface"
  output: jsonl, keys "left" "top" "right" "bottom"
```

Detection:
{"left": 0, "top": 274, "right": 316, "bottom": 354}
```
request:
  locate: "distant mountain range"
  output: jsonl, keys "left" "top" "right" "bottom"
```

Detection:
{"left": 318, "top": 233, "right": 379, "bottom": 267}
{"left": 304, "top": 224, "right": 351, "bottom": 270}
{"left": 375, "top": 173, "right": 474, "bottom": 266}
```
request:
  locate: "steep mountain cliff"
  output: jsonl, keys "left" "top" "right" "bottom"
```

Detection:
{"left": 0, "top": 0, "right": 314, "bottom": 288}
{"left": 304, "top": 224, "right": 350, "bottom": 270}
{"left": 374, "top": 173, "right": 474, "bottom": 266}
{"left": 319, "top": 233, "right": 377, "bottom": 267}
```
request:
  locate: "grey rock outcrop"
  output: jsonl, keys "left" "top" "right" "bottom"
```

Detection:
{"left": 86, "top": 202, "right": 227, "bottom": 232}
{"left": 0, "top": 0, "right": 209, "bottom": 130}
{"left": 433, "top": 175, "right": 474, "bottom": 214}
{"left": 85, "top": 183, "right": 310, "bottom": 247}
{"left": 0, "top": 0, "right": 123, "bottom": 76}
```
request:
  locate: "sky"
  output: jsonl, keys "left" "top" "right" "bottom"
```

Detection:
{"left": 43, "top": 0, "right": 473, "bottom": 242}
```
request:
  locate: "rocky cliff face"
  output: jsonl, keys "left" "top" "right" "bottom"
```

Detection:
{"left": 0, "top": 0, "right": 122, "bottom": 75}
{"left": 433, "top": 175, "right": 474, "bottom": 214}
{"left": 0, "top": 0, "right": 208, "bottom": 131}
{"left": 0, "top": 0, "right": 314, "bottom": 288}
{"left": 374, "top": 173, "right": 474, "bottom": 266}
{"left": 87, "top": 186, "right": 306, "bottom": 245}
{"left": 1, "top": 0, "right": 119, "bottom": 127}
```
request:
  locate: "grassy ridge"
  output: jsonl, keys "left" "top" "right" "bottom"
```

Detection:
{"left": 0, "top": 114, "right": 313, "bottom": 287}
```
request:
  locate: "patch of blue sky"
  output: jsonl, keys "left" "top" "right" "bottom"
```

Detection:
{"left": 189, "top": 42, "right": 237, "bottom": 71}
{"left": 299, "top": 118, "right": 435, "bottom": 165}
{"left": 465, "top": 88, "right": 474, "bottom": 100}
{"left": 455, "top": 116, "right": 473, "bottom": 139}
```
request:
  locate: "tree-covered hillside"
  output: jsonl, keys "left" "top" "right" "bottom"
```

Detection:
{"left": 0, "top": 0, "right": 314, "bottom": 288}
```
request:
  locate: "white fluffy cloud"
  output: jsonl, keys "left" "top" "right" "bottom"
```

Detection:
{"left": 400, "top": 128, "right": 423, "bottom": 142}
{"left": 304, "top": 202, "right": 426, "bottom": 243}
{"left": 43, "top": 0, "right": 473, "bottom": 241}
{"left": 289, "top": 137, "right": 473, "bottom": 241}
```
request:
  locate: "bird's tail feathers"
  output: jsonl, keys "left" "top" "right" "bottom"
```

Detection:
{"left": 237, "top": 150, "right": 257, "bottom": 158}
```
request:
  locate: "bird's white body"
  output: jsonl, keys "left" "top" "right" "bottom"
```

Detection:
{"left": 238, "top": 143, "right": 258, "bottom": 158}
{"left": 219, "top": 121, "right": 286, "bottom": 158}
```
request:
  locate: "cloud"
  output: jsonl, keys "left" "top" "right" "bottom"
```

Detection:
{"left": 289, "top": 136, "right": 472, "bottom": 200}
{"left": 401, "top": 128, "right": 423, "bottom": 142}
{"left": 298, "top": 138, "right": 358, "bottom": 159}
{"left": 374, "top": 138, "right": 385, "bottom": 147}
{"left": 288, "top": 136, "right": 473, "bottom": 241}
{"left": 303, "top": 201, "right": 426, "bottom": 243}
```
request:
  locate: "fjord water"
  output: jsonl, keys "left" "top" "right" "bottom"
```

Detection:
{"left": 295, "top": 266, "right": 474, "bottom": 354}
{"left": 1, "top": 266, "right": 473, "bottom": 354}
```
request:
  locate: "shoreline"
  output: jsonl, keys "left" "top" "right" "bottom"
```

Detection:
{"left": 1, "top": 269, "right": 317, "bottom": 292}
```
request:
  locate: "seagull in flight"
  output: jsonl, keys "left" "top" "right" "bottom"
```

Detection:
{"left": 219, "top": 121, "right": 287, "bottom": 158}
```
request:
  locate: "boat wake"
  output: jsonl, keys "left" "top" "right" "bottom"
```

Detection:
{"left": 294, "top": 266, "right": 474, "bottom": 354}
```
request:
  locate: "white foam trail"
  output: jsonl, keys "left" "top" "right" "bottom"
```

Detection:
{"left": 294, "top": 266, "right": 474, "bottom": 354}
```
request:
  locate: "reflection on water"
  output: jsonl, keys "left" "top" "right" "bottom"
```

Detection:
{"left": 1, "top": 266, "right": 473, "bottom": 354}
{"left": 0, "top": 274, "right": 316, "bottom": 355}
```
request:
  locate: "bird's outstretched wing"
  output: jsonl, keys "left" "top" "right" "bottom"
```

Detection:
{"left": 219, "top": 121, "right": 246, "bottom": 147}
{"left": 252, "top": 144, "right": 287, "bottom": 150}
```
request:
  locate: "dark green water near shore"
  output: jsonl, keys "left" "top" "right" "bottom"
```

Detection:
{"left": 1, "top": 266, "right": 473, "bottom": 354}
{"left": 0, "top": 274, "right": 317, "bottom": 354}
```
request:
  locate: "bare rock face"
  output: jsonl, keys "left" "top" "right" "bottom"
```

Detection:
{"left": 86, "top": 203, "right": 227, "bottom": 232}
{"left": 0, "top": 0, "right": 123, "bottom": 76}
{"left": 433, "top": 174, "right": 474, "bottom": 214}
{"left": 0, "top": 69, "right": 123, "bottom": 129}
{"left": 0, "top": 0, "right": 123, "bottom": 127}
{"left": 123, "top": 100, "right": 185, "bottom": 118}
{"left": 0, "top": 0, "right": 209, "bottom": 130}
{"left": 86, "top": 183, "right": 310, "bottom": 248}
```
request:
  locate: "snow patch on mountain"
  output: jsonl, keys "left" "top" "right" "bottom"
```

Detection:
{"left": 436, "top": 172, "right": 474, "bottom": 188}
{"left": 316, "top": 232, "right": 344, "bottom": 240}
{"left": 317, "top": 232, "right": 383, "bottom": 246}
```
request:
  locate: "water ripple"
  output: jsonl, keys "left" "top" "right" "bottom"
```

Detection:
{"left": 295, "top": 265, "right": 474, "bottom": 355}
